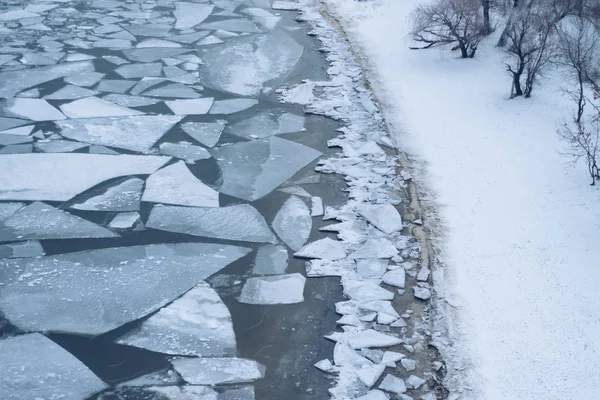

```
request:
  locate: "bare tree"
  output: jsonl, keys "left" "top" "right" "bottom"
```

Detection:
{"left": 410, "top": 0, "right": 484, "bottom": 58}
{"left": 557, "top": 119, "right": 600, "bottom": 184}
{"left": 481, "top": 0, "right": 493, "bottom": 34}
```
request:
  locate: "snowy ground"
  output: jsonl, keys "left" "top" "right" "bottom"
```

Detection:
{"left": 321, "top": 0, "right": 600, "bottom": 398}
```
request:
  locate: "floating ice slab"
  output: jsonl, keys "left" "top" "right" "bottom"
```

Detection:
{"left": 219, "top": 386, "right": 255, "bottom": 400}
{"left": 243, "top": 8, "right": 281, "bottom": 29}
{"left": 159, "top": 142, "right": 211, "bottom": 163}
{"left": 405, "top": 375, "right": 426, "bottom": 389}
{"left": 36, "top": 140, "right": 89, "bottom": 153}
{"left": 0, "top": 202, "right": 25, "bottom": 222}
{"left": 174, "top": 2, "right": 214, "bottom": 30}
{"left": 0, "top": 9, "right": 40, "bottom": 21}
{"left": 143, "top": 162, "right": 219, "bottom": 207}
{"left": 197, "top": 30, "right": 303, "bottom": 96}
{"left": 0, "top": 134, "right": 32, "bottom": 146}
{"left": 253, "top": 244, "right": 288, "bottom": 275}
{"left": 57, "top": 115, "right": 182, "bottom": 153}
{"left": 147, "top": 204, "right": 275, "bottom": 242}
{"left": 123, "top": 48, "right": 191, "bottom": 63}
{"left": 0, "top": 144, "right": 32, "bottom": 154}
{"left": 357, "top": 204, "right": 402, "bottom": 235}
{"left": 115, "top": 63, "right": 163, "bottom": 78}
{"left": 118, "top": 282, "right": 236, "bottom": 356}
{"left": 356, "top": 259, "right": 389, "bottom": 279}
{"left": 145, "top": 84, "right": 200, "bottom": 99}
{"left": 172, "top": 357, "right": 265, "bottom": 385}
{"left": 103, "top": 94, "right": 161, "bottom": 107}
{"left": 211, "top": 137, "right": 321, "bottom": 201}
{"left": 239, "top": 273, "right": 305, "bottom": 304}
{"left": 92, "top": 39, "right": 132, "bottom": 49}
{"left": 356, "top": 364, "right": 386, "bottom": 388}
{"left": 45, "top": 85, "right": 99, "bottom": 100}
{"left": 347, "top": 329, "right": 403, "bottom": 349}
{"left": 272, "top": 195, "right": 311, "bottom": 251}
{"left": 228, "top": 111, "right": 305, "bottom": 139}
{"left": 181, "top": 121, "right": 225, "bottom": 148}
{"left": 2, "top": 126, "right": 35, "bottom": 137}
{"left": 125, "top": 23, "right": 172, "bottom": 37}
{"left": 0, "top": 202, "right": 118, "bottom": 242}
{"left": 333, "top": 342, "right": 373, "bottom": 366}
{"left": 0, "top": 240, "right": 45, "bottom": 259}
{"left": 0, "top": 333, "right": 107, "bottom": 399}
{"left": 305, "top": 258, "right": 355, "bottom": 277}
{"left": 382, "top": 269, "right": 405, "bottom": 288}
{"left": 272, "top": 1, "right": 301, "bottom": 10}
{"left": 198, "top": 18, "right": 260, "bottom": 33}
{"left": 0, "top": 243, "right": 250, "bottom": 334}
{"left": 109, "top": 212, "right": 141, "bottom": 230}
{"left": 96, "top": 80, "right": 137, "bottom": 94}
{"left": 0, "top": 154, "right": 169, "bottom": 201}
{"left": 4, "top": 98, "right": 65, "bottom": 121}
{"left": 349, "top": 238, "right": 398, "bottom": 259}
{"left": 165, "top": 98, "right": 213, "bottom": 114}
{"left": 413, "top": 287, "right": 431, "bottom": 300}
{"left": 65, "top": 71, "right": 105, "bottom": 87}
{"left": 60, "top": 97, "right": 144, "bottom": 118}
{"left": 343, "top": 279, "right": 395, "bottom": 302}
{"left": 116, "top": 369, "right": 182, "bottom": 388}
{"left": 137, "top": 39, "right": 182, "bottom": 48}
{"left": 209, "top": 99, "right": 258, "bottom": 114}
{"left": 71, "top": 178, "right": 144, "bottom": 211}
{"left": 0, "top": 118, "right": 29, "bottom": 132}
{"left": 117, "top": 386, "right": 218, "bottom": 399}
{"left": 198, "top": 35, "right": 224, "bottom": 45}
{"left": 171, "top": 31, "right": 212, "bottom": 44}
{"left": 379, "top": 374, "right": 406, "bottom": 394}
{"left": 294, "top": 237, "right": 346, "bottom": 260}
{"left": 354, "top": 390, "right": 390, "bottom": 400}
{"left": 311, "top": 196, "right": 324, "bottom": 217}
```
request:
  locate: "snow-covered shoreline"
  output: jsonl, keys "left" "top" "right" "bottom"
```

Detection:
{"left": 320, "top": 0, "right": 600, "bottom": 399}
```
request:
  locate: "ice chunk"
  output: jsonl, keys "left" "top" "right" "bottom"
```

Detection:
{"left": 0, "top": 118, "right": 29, "bottom": 132}
{"left": 347, "top": 330, "right": 403, "bottom": 349}
{"left": 172, "top": 357, "right": 265, "bottom": 385}
{"left": 109, "top": 212, "right": 141, "bottom": 230}
{"left": 271, "top": 1, "right": 301, "bottom": 10}
{"left": 343, "top": 279, "right": 394, "bottom": 302}
{"left": 354, "top": 390, "right": 390, "bottom": 400}
{"left": 0, "top": 333, "right": 107, "bottom": 399}
{"left": 413, "top": 287, "right": 431, "bottom": 300}
{"left": 159, "top": 142, "right": 211, "bottom": 163}
{"left": 0, "top": 242, "right": 250, "bottom": 334}
{"left": 45, "top": 85, "right": 99, "bottom": 100}
{"left": 350, "top": 238, "right": 398, "bottom": 259}
{"left": 379, "top": 374, "right": 406, "bottom": 394}
{"left": 165, "top": 98, "right": 214, "bottom": 114}
{"left": 0, "top": 201, "right": 117, "bottom": 242}
{"left": 65, "top": 71, "right": 105, "bottom": 87}
{"left": 294, "top": 237, "right": 346, "bottom": 260}
{"left": 405, "top": 375, "right": 426, "bottom": 389}
{"left": 118, "top": 386, "right": 218, "bottom": 399}
{"left": 103, "top": 94, "right": 161, "bottom": 107}
{"left": 147, "top": 204, "right": 275, "bottom": 243}
{"left": 357, "top": 204, "right": 403, "bottom": 234}
{"left": 125, "top": 24, "right": 172, "bottom": 37}
{"left": 0, "top": 9, "right": 40, "bottom": 21}
{"left": 143, "top": 162, "right": 219, "bottom": 207}
{"left": 356, "top": 259, "right": 389, "bottom": 279}
{"left": 144, "top": 84, "right": 200, "bottom": 99}
{"left": 272, "top": 195, "right": 311, "bottom": 251}
{"left": 116, "top": 369, "right": 182, "bottom": 388}
{"left": 361, "top": 301, "right": 399, "bottom": 319}
{"left": 0, "top": 240, "right": 45, "bottom": 259}
{"left": 333, "top": 343, "right": 372, "bottom": 366}
{"left": 36, "top": 140, "right": 89, "bottom": 153}
{"left": 311, "top": 196, "right": 324, "bottom": 217}
{"left": 123, "top": 48, "right": 191, "bottom": 63}
{"left": 356, "top": 364, "right": 386, "bottom": 388}
{"left": 227, "top": 111, "right": 305, "bottom": 139}
{"left": 0, "top": 154, "right": 169, "bottom": 201}
{"left": 137, "top": 39, "right": 182, "bottom": 48}
{"left": 170, "top": 31, "right": 211, "bottom": 44}
{"left": 381, "top": 351, "right": 404, "bottom": 366}
{"left": 239, "top": 273, "right": 305, "bottom": 304}
{"left": 71, "top": 178, "right": 144, "bottom": 211}
{"left": 60, "top": 97, "right": 143, "bottom": 118}
{"left": 181, "top": 121, "right": 225, "bottom": 148}
{"left": 92, "top": 39, "right": 132, "bottom": 49}
{"left": 0, "top": 202, "right": 25, "bottom": 222}
{"left": 278, "top": 185, "right": 312, "bottom": 198}
{"left": 305, "top": 258, "right": 355, "bottom": 277}
{"left": 219, "top": 386, "right": 255, "bottom": 400}
{"left": 0, "top": 125, "right": 34, "bottom": 137}
{"left": 209, "top": 99, "right": 258, "bottom": 114}
{"left": 243, "top": 8, "right": 281, "bottom": 29}
{"left": 0, "top": 134, "right": 32, "bottom": 146}
{"left": 253, "top": 244, "right": 288, "bottom": 275}
{"left": 57, "top": 115, "right": 182, "bottom": 153}
{"left": 197, "top": 30, "right": 303, "bottom": 96}
{"left": 198, "top": 19, "right": 260, "bottom": 33}
{"left": 382, "top": 269, "right": 405, "bottom": 289}
{"left": 211, "top": 137, "right": 321, "bottom": 201}
{"left": 198, "top": 35, "right": 224, "bottom": 45}
{"left": 118, "top": 282, "right": 236, "bottom": 356}
{"left": 4, "top": 98, "right": 65, "bottom": 121}
{"left": 315, "top": 359, "right": 335, "bottom": 373}
{"left": 416, "top": 267, "right": 430, "bottom": 282}
{"left": 115, "top": 63, "right": 163, "bottom": 78}
{"left": 400, "top": 358, "right": 416, "bottom": 372}
{"left": 174, "top": 2, "right": 214, "bottom": 30}
{"left": 96, "top": 80, "right": 137, "bottom": 94}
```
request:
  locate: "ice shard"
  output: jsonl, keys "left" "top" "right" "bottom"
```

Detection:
{"left": 3, "top": 98, "right": 66, "bottom": 121}
{"left": 272, "top": 195, "right": 311, "bottom": 251}
{"left": 174, "top": 2, "right": 214, "bottom": 30}
{"left": 228, "top": 111, "right": 305, "bottom": 139}
{"left": 253, "top": 244, "right": 288, "bottom": 275}
{"left": 70, "top": 178, "right": 144, "bottom": 212}
{"left": 60, "top": 97, "right": 144, "bottom": 118}
{"left": 239, "top": 273, "right": 306, "bottom": 304}
{"left": 172, "top": 357, "right": 265, "bottom": 385}
{"left": 181, "top": 121, "right": 225, "bottom": 148}
{"left": 159, "top": 141, "right": 211, "bottom": 163}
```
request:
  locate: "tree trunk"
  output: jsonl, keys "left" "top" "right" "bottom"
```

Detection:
{"left": 458, "top": 41, "right": 468, "bottom": 58}
{"left": 576, "top": 73, "right": 585, "bottom": 124}
{"left": 512, "top": 73, "right": 523, "bottom": 96}
{"left": 481, "top": 0, "right": 492, "bottom": 35}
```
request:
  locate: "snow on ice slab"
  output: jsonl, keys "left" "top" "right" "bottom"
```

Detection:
{"left": 211, "top": 137, "right": 321, "bottom": 201}
{"left": 0, "top": 201, "right": 118, "bottom": 242}
{"left": 174, "top": 2, "right": 214, "bottom": 30}
{"left": 294, "top": 237, "right": 346, "bottom": 260}
{"left": 239, "top": 273, "right": 305, "bottom": 304}
{"left": 349, "top": 238, "right": 398, "bottom": 259}
{"left": 109, "top": 212, "right": 140, "bottom": 230}
{"left": 0, "top": 333, "right": 107, "bottom": 399}
{"left": 147, "top": 204, "right": 275, "bottom": 243}
{"left": 382, "top": 269, "right": 405, "bottom": 288}
{"left": 57, "top": 115, "right": 182, "bottom": 153}
{"left": 0, "top": 243, "right": 250, "bottom": 335}
{"left": 71, "top": 178, "right": 144, "bottom": 212}
{"left": 356, "top": 204, "right": 402, "bottom": 235}
{"left": 166, "top": 98, "right": 214, "bottom": 115}
{"left": 343, "top": 279, "right": 395, "bottom": 302}
{"left": 346, "top": 329, "right": 403, "bottom": 349}
{"left": 118, "top": 282, "right": 236, "bottom": 356}
{"left": 305, "top": 258, "right": 355, "bottom": 277}
{"left": 142, "top": 162, "right": 219, "bottom": 207}
{"left": 272, "top": 195, "right": 311, "bottom": 251}
{"left": 356, "top": 364, "right": 386, "bottom": 388}
{"left": 181, "top": 121, "right": 225, "bottom": 148}
{"left": 172, "top": 357, "right": 265, "bottom": 385}
{"left": 0, "top": 154, "right": 169, "bottom": 201}
{"left": 3, "top": 98, "right": 65, "bottom": 121}
{"left": 60, "top": 97, "right": 144, "bottom": 118}
{"left": 379, "top": 374, "right": 406, "bottom": 394}
{"left": 197, "top": 30, "right": 303, "bottom": 96}
{"left": 253, "top": 244, "right": 288, "bottom": 275}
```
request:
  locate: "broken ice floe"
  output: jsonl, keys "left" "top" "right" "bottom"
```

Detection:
{"left": 118, "top": 282, "right": 236, "bottom": 357}
{"left": 305, "top": 258, "right": 354, "bottom": 277}
{"left": 145, "top": 84, "right": 201, "bottom": 99}
{"left": 165, "top": 98, "right": 214, "bottom": 114}
{"left": 45, "top": 85, "right": 99, "bottom": 100}
{"left": 356, "top": 259, "right": 389, "bottom": 279}
{"left": 0, "top": 333, "right": 107, "bottom": 399}
{"left": 114, "top": 386, "right": 218, "bottom": 400}
{"left": 70, "top": 178, "right": 144, "bottom": 212}
{"left": 0, "top": 243, "right": 250, "bottom": 334}
{"left": 0, "top": 154, "right": 169, "bottom": 201}
{"left": 57, "top": 115, "right": 182, "bottom": 153}
{"left": 174, "top": 2, "right": 214, "bottom": 30}
{"left": 116, "top": 369, "right": 182, "bottom": 388}
{"left": 115, "top": 63, "right": 163, "bottom": 78}
{"left": 405, "top": 375, "right": 426, "bottom": 389}
{"left": 353, "top": 390, "right": 389, "bottom": 400}
{"left": 35, "top": 140, "right": 89, "bottom": 153}
{"left": 253, "top": 244, "right": 288, "bottom": 275}
{"left": 172, "top": 357, "right": 265, "bottom": 385}
{"left": 0, "top": 201, "right": 117, "bottom": 242}
{"left": 212, "top": 137, "right": 321, "bottom": 201}
{"left": 413, "top": 287, "right": 432, "bottom": 300}
{"left": 239, "top": 273, "right": 306, "bottom": 304}
{"left": 349, "top": 238, "right": 398, "bottom": 259}
{"left": 3, "top": 98, "right": 65, "bottom": 121}
{"left": 198, "top": 18, "right": 260, "bottom": 33}
{"left": 96, "top": 79, "right": 137, "bottom": 94}
{"left": 65, "top": 71, "right": 105, "bottom": 87}
{"left": 159, "top": 142, "right": 211, "bottom": 163}
{"left": 181, "top": 121, "right": 225, "bottom": 148}
{"left": 227, "top": 110, "right": 305, "bottom": 139}
{"left": 60, "top": 97, "right": 144, "bottom": 118}
{"left": 147, "top": 204, "right": 275, "bottom": 243}
{"left": 142, "top": 162, "right": 219, "bottom": 207}
{"left": 108, "top": 212, "right": 141, "bottom": 230}
{"left": 0, "top": 240, "right": 45, "bottom": 259}
{"left": 209, "top": 99, "right": 258, "bottom": 115}
{"left": 311, "top": 196, "right": 324, "bottom": 217}
{"left": 343, "top": 279, "right": 394, "bottom": 302}
{"left": 102, "top": 94, "right": 161, "bottom": 107}
{"left": 356, "top": 364, "right": 386, "bottom": 388}
{"left": 382, "top": 269, "right": 405, "bottom": 289}
{"left": 294, "top": 237, "right": 346, "bottom": 260}
{"left": 379, "top": 374, "right": 406, "bottom": 394}
{"left": 357, "top": 203, "right": 402, "bottom": 235}
{"left": 272, "top": 195, "right": 311, "bottom": 251}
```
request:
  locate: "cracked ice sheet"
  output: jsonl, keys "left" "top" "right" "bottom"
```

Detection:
{"left": 147, "top": 204, "right": 275, "bottom": 243}
{"left": 228, "top": 110, "right": 305, "bottom": 139}
{"left": 3, "top": 98, "right": 65, "bottom": 121}
{"left": 239, "top": 273, "right": 306, "bottom": 304}
{"left": 118, "top": 282, "right": 236, "bottom": 357}
{"left": 57, "top": 115, "right": 182, "bottom": 153}
{"left": 0, "top": 202, "right": 117, "bottom": 242}
{"left": 142, "top": 162, "right": 219, "bottom": 207}
{"left": 60, "top": 97, "right": 144, "bottom": 118}
{"left": 0, "top": 243, "right": 250, "bottom": 335}
{"left": 172, "top": 357, "right": 265, "bottom": 385}
{"left": 174, "top": 2, "right": 214, "bottom": 30}
{"left": 70, "top": 178, "right": 144, "bottom": 212}
{"left": 253, "top": 244, "right": 288, "bottom": 275}
{"left": 272, "top": 195, "right": 311, "bottom": 251}
{"left": 0, "top": 333, "right": 107, "bottom": 400}
{"left": 0, "top": 154, "right": 169, "bottom": 202}
{"left": 197, "top": 29, "right": 304, "bottom": 96}
{"left": 211, "top": 137, "right": 321, "bottom": 201}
